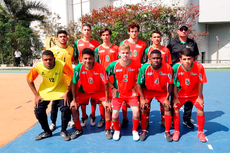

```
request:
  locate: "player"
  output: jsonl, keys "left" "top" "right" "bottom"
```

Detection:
{"left": 74, "top": 23, "right": 100, "bottom": 127}
{"left": 26, "top": 50, "right": 73, "bottom": 141}
{"left": 172, "top": 48, "right": 207, "bottom": 142}
{"left": 94, "top": 27, "right": 119, "bottom": 128}
{"left": 119, "top": 22, "right": 146, "bottom": 128}
{"left": 70, "top": 48, "right": 112, "bottom": 140}
{"left": 137, "top": 50, "right": 173, "bottom": 141}
{"left": 167, "top": 24, "right": 200, "bottom": 129}
{"left": 144, "top": 30, "right": 172, "bottom": 127}
{"left": 49, "top": 30, "right": 75, "bottom": 132}
{"left": 106, "top": 43, "right": 141, "bottom": 141}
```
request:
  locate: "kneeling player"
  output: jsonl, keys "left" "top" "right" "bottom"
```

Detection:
{"left": 172, "top": 48, "right": 207, "bottom": 142}
{"left": 137, "top": 50, "right": 173, "bottom": 141}
{"left": 70, "top": 48, "right": 112, "bottom": 140}
{"left": 106, "top": 44, "right": 141, "bottom": 141}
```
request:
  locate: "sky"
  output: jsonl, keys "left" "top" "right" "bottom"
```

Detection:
{"left": 38, "top": 0, "right": 52, "bottom": 12}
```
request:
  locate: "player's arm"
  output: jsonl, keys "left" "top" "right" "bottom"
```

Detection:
{"left": 70, "top": 65, "right": 80, "bottom": 109}
{"left": 142, "top": 48, "right": 148, "bottom": 64}
{"left": 94, "top": 47, "right": 99, "bottom": 62}
{"left": 172, "top": 64, "right": 180, "bottom": 107}
{"left": 136, "top": 66, "right": 147, "bottom": 108}
{"left": 73, "top": 41, "right": 79, "bottom": 62}
{"left": 26, "top": 68, "right": 42, "bottom": 108}
{"left": 193, "top": 41, "right": 199, "bottom": 61}
{"left": 164, "top": 83, "right": 173, "bottom": 109}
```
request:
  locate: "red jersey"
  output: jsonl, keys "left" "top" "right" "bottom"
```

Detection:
{"left": 106, "top": 59, "right": 141, "bottom": 98}
{"left": 120, "top": 39, "right": 146, "bottom": 65}
{"left": 137, "top": 63, "right": 173, "bottom": 92}
{"left": 74, "top": 39, "right": 100, "bottom": 62}
{"left": 173, "top": 61, "right": 207, "bottom": 98}
{"left": 72, "top": 62, "right": 108, "bottom": 93}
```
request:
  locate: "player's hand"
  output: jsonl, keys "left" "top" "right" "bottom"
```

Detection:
{"left": 140, "top": 98, "right": 147, "bottom": 109}
{"left": 131, "top": 88, "right": 137, "bottom": 97}
{"left": 34, "top": 95, "right": 43, "bottom": 108}
{"left": 103, "top": 101, "right": 112, "bottom": 112}
{"left": 173, "top": 97, "right": 180, "bottom": 108}
{"left": 112, "top": 88, "right": 118, "bottom": 98}
{"left": 70, "top": 100, "right": 79, "bottom": 110}
{"left": 196, "top": 96, "right": 204, "bottom": 107}
{"left": 163, "top": 99, "right": 171, "bottom": 109}
{"left": 60, "top": 92, "right": 70, "bottom": 106}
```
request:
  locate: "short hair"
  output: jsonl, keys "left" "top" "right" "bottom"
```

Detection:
{"left": 100, "top": 27, "right": 112, "bottom": 36}
{"left": 57, "top": 30, "right": 67, "bottom": 37}
{"left": 42, "top": 50, "right": 54, "bottom": 57}
{"left": 82, "top": 23, "right": 91, "bottom": 30}
{"left": 82, "top": 48, "right": 94, "bottom": 57}
{"left": 150, "top": 49, "right": 161, "bottom": 56}
{"left": 152, "top": 30, "right": 162, "bottom": 36}
{"left": 127, "top": 22, "right": 140, "bottom": 32}
{"left": 119, "top": 43, "right": 130, "bottom": 51}
{"left": 180, "top": 48, "right": 193, "bottom": 57}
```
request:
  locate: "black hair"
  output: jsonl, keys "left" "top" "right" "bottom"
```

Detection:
{"left": 82, "top": 48, "right": 94, "bottom": 57}
{"left": 42, "top": 50, "right": 54, "bottom": 57}
{"left": 100, "top": 27, "right": 112, "bottom": 36}
{"left": 152, "top": 30, "right": 162, "bottom": 36}
{"left": 57, "top": 30, "right": 67, "bottom": 37}
{"left": 82, "top": 23, "right": 92, "bottom": 30}
{"left": 180, "top": 48, "right": 193, "bottom": 57}
{"left": 150, "top": 49, "right": 161, "bottom": 56}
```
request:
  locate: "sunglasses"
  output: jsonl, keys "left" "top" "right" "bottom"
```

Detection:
{"left": 179, "top": 27, "right": 188, "bottom": 31}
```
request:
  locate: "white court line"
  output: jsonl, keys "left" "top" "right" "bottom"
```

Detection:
{"left": 207, "top": 144, "right": 213, "bottom": 150}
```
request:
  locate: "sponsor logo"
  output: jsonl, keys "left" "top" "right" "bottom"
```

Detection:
{"left": 55, "top": 72, "right": 60, "bottom": 75}
{"left": 99, "top": 50, "right": 105, "bottom": 53}
{"left": 147, "top": 72, "right": 153, "bottom": 75}
{"left": 178, "top": 72, "right": 184, "bottom": 75}
{"left": 160, "top": 51, "right": 166, "bottom": 54}
{"left": 159, "top": 72, "right": 167, "bottom": 75}
{"left": 136, "top": 44, "right": 142, "bottom": 48}
{"left": 42, "top": 72, "right": 45, "bottom": 75}
{"left": 116, "top": 69, "right": 122, "bottom": 72}
{"left": 93, "top": 71, "right": 99, "bottom": 75}
{"left": 90, "top": 44, "right": 95, "bottom": 47}
{"left": 110, "top": 49, "right": 115, "bottom": 53}
{"left": 79, "top": 44, "right": 84, "bottom": 46}
{"left": 82, "top": 71, "right": 87, "bottom": 74}
{"left": 128, "top": 68, "right": 135, "bottom": 71}
{"left": 190, "top": 72, "right": 197, "bottom": 76}
{"left": 185, "top": 78, "right": 190, "bottom": 85}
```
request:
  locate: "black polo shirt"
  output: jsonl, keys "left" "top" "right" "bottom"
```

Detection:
{"left": 167, "top": 37, "right": 199, "bottom": 65}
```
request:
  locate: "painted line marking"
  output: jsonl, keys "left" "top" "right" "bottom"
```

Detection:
{"left": 194, "top": 124, "right": 198, "bottom": 127}
{"left": 27, "top": 100, "right": 32, "bottom": 103}
{"left": 207, "top": 144, "right": 213, "bottom": 150}
{"left": 15, "top": 106, "right": 22, "bottom": 109}
{"left": 206, "top": 137, "right": 209, "bottom": 141}
{"left": 215, "top": 100, "right": 221, "bottom": 103}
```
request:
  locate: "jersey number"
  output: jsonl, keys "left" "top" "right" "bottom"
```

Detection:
{"left": 123, "top": 74, "right": 128, "bottom": 82}
{"left": 130, "top": 50, "right": 137, "bottom": 57}
{"left": 49, "top": 78, "right": 55, "bottom": 82}
{"left": 154, "top": 78, "right": 159, "bottom": 84}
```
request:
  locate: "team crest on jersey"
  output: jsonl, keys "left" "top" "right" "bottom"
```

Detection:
{"left": 185, "top": 78, "right": 190, "bottom": 85}
{"left": 159, "top": 72, "right": 167, "bottom": 75}
{"left": 128, "top": 68, "right": 135, "bottom": 71}
{"left": 99, "top": 50, "right": 105, "bottom": 53}
{"left": 147, "top": 72, "right": 153, "bottom": 75}
{"left": 190, "top": 72, "right": 197, "bottom": 76}
{"left": 42, "top": 72, "right": 45, "bottom": 75}
{"left": 93, "top": 71, "right": 99, "bottom": 75}
{"left": 100, "top": 73, "right": 105, "bottom": 82}
{"left": 79, "top": 44, "right": 84, "bottom": 46}
{"left": 55, "top": 72, "right": 60, "bottom": 75}
{"left": 88, "top": 77, "right": 93, "bottom": 84}
{"left": 116, "top": 69, "right": 122, "bottom": 72}
{"left": 106, "top": 55, "right": 110, "bottom": 62}
{"left": 82, "top": 71, "right": 87, "bottom": 74}
{"left": 136, "top": 44, "right": 142, "bottom": 48}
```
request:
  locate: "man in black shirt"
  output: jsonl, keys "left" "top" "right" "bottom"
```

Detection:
{"left": 167, "top": 24, "right": 199, "bottom": 129}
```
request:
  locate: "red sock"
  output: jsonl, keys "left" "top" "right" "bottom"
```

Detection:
{"left": 91, "top": 100, "right": 96, "bottom": 117}
{"left": 173, "top": 115, "right": 180, "bottom": 131}
{"left": 164, "top": 114, "right": 172, "bottom": 132}
{"left": 197, "top": 114, "right": 205, "bottom": 132}
{"left": 81, "top": 105, "right": 87, "bottom": 117}
{"left": 132, "top": 118, "right": 139, "bottom": 131}
{"left": 112, "top": 118, "right": 120, "bottom": 131}
{"left": 146, "top": 107, "right": 150, "bottom": 119}
{"left": 141, "top": 112, "right": 147, "bottom": 131}
{"left": 122, "top": 104, "right": 128, "bottom": 120}
{"left": 160, "top": 104, "right": 165, "bottom": 121}
{"left": 73, "top": 119, "right": 82, "bottom": 130}
{"left": 99, "top": 104, "right": 105, "bottom": 119}
{"left": 105, "top": 120, "right": 111, "bottom": 130}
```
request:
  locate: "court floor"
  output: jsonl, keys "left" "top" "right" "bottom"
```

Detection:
{"left": 1, "top": 70, "right": 230, "bottom": 153}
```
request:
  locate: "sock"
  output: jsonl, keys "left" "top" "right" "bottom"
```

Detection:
{"left": 112, "top": 118, "right": 120, "bottom": 131}
{"left": 197, "top": 114, "right": 205, "bottom": 132}
{"left": 81, "top": 105, "right": 87, "bottom": 118}
{"left": 105, "top": 120, "right": 111, "bottom": 130}
{"left": 91, "top": 100, "right": 96, "bottom": 117}
{"left": 160, "top": 103, "right": 165, "bottom": 121}
{"left": 173, "top": 115, "right": 180, "bottom": 131}
{"left": 141, "top": 112, "right": 147, "bottom": 131}
{"left": 73, "top": 119, "right": 82, "bottom": 130}
{"left": 99, "top": 104, "right": 105, "bottom": 119}
{"left": 122, "top": 104, "right": 128, "bottom": 120}
{"left": 132, "top": 118, "right": 139, "bottom": 131}
{"left": 164, "top": 114, "right": 172, "bottom": 132}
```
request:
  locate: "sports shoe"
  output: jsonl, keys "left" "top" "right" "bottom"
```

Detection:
{"left": 121, "top": 119, "right": 129, "bottom": 128}
{"left": 60, "top": 131, "right": 71, "bottom": 141}
{"left": 35, "top": 131, "right": 52, "bottom": 140}
{"left": 132, "top": 130, "right": 140, "bottom": 141}
{"left": 90, "top": 115, "right": 96, "bottom": 126}
{"left": 81, "top": 115, "right": 88, "bottom": 127}
{"left": 49, "top": 123, "right": 56, "bottom": 132}
{"left": 113, "top": 131, "right": 120, "bottom": 140}
{"left": 165, "top": 132, "right": 173, "bottom": 142}
{"left": 105, "top": 129, "right": 113, "bottom": 140}
{"left": 183, "top": 120, "right": 194, "bottom": 129}
{"left": 97, "top": 119, "right": 105, "bottom": 128}
{"left": 139, "top": 131, "right": 147, "bottom": 141}
{"left": 70, "top": 129, "right": 83, "bottom": 139}
{"left": 68, "top": 121, "right": 75, "bottom": 128}
{"left": 198, "top": 132, "right": 207, "bottom": 143}
{"left": 172, "top": 131, "right": 180, "bottom": 141}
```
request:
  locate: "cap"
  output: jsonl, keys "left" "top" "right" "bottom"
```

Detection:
{"left": 178, "top": 24, "right": 188, "bottom": 29}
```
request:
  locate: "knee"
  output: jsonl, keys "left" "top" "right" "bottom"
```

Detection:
{"left": 132, "top": 108, "right": 140, "bottom": 118}
{"left": 112, "top": 111, "right": 119, "bottom": 118}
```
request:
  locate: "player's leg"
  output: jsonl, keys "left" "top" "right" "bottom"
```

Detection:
{"left": 49, "top": 100, "right": 59, "bottom": 132}
{"left": 112, "top": 98, "right": 122, "bottom": 140}
{"left": 163, "top": 102, "right": 173, "bottom": 142}
{"left": 67, "top": 90, "right": 75, "bottom": 128}
{"left": 160, "top": 102, "right": 165, "bottom": 126}
{"left": 58, "top": 99, "right": 72, "bottom": 141}
{"left": 172, "top": 102, "right": 182, "bottom": 141}
{"left": 89, "top": 98, "right": 97, "bottom": 126}
{"left": 80, "top": 102, "right": 88, "bottom": 127}
{"left": 129, "top": 97, "right": 140, "bottom": 141}
{"left": 34, "top": 100, "right": 52, "bottom": 140}
{"left": 183, "top": 101, "right": 194, "bottom": 129}
{"left": 121, "top": 101, "right": 129, "bottom": 128}
{"left": 140, "top": 98, "right": 151, "bottom": 141}
{"left": 97, "top": 101, "right": 105, "bottom": 128}
{"left": 101, "top": 101, "right": 112, "bottom": 139}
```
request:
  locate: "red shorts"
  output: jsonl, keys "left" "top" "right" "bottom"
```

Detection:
{"left": 112, "top": 97, "right": 139, "bottom": 110}
{"left": 174, "top": 96, "right": 204, "bottom": 110}
{"left": 143, "top": 89, "right": 167, "bottom": 104}
{"left": 77, "top": 90, "right": 107, "bottom": 105}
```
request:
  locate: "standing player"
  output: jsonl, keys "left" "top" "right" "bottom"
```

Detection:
{"left": 74, "top": 24, "right": 100, "bottom": 127}
{"left": 70, "top": 48, "right": 112, "bottom": 140}
{"left": 119, "top": 22, "right": 146, "bottom": 128}
{"left": 137, "top": 50, "right": 173, "bottom": 141}
{"left": 172, "top": 48, "right": 207, "bottom": 142}
{"left": 106, "top": 44, "right": 141, "bottom": 141}
{"left": 167, "top": 24, "right": 200, "bottom": 129}
{"left": 49, "top": 30, "right": 75, "bottom": 131}
{"left": 26, "top": 50, "right": 73, "bottom": 141}
{"left": 95, "top": 27, "right": 119, "bottom": 128}
{"left": 143, "top": 30, "right": 172, "bottom": 126}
